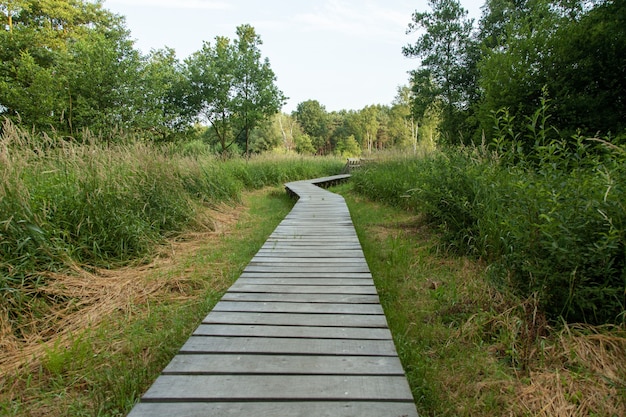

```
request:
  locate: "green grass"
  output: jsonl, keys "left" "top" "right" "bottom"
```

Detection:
{"left": 351, "top": 147, "right": 626, "bottom": 324}
{"left": 0, "top": 123, "right": 344, "bottom": 348}
{"left": 333, "top": 182, "right": 626, "bottom": 416}
{"left": 0, "top": 187, "right": 294, "bottom": 416}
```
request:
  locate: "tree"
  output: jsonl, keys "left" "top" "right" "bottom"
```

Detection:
{"left": 403, "top": 0, "right": 476, "bottom": 143}
{"left": 293, "top": 100, "right": 329, "bottom": 154}
{"left": 135, "top": 48, "right": 192, "bottom": 140}
{"left": 477, "top": 0, "right": 625, "bottom": 141}
{"left": 232, "top": 24, "right": 285, "bottom": 156}
{"left": 185, "top": 25, "right": 284, "bottom": 155}
{"left": 0, "top": 0, "right": 143, "bottom": 137}
{"left": 185, "top": 36, "right": 237, "bottom": 152}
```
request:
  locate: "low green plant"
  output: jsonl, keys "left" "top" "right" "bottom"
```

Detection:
{"left": 350, "top": 103, "right": 625, "bottom": 324}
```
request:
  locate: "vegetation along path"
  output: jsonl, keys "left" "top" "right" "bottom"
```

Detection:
{"left": 128, "top": 174, "right": 418, "bottom": 417}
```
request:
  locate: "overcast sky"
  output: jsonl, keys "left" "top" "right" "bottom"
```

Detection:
{"left": 103, "top": 0, "right": 485, "bottom": 113}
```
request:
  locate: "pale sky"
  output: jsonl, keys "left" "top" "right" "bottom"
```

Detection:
{"left": 103, "top": 0, "right": 485, "bottom": 113}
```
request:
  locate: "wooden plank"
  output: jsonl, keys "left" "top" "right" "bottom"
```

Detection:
{"left": 180, "top": 336, "right": 399, "bottom": 356}
{"left": 243, "top": 265, "right": 370, "bottom": 273}
{"left": 202, "top": 312, "right": 388, "bottom": 327}
{"left": 220, "top": 292, "right": 380, "bottom": 304}
{"left": 140, "top": 375, "right": 413, "bottom": 402}
{"left": 128, "top": 401, "right": 419, "bottom": 417}
{"left": 238, "top": 272, "right": 373, "bottom": 279}
{"left": 192, "top": 324, "right": 392, "bottom": 340}
{"left": 162, "top": 354, "right": 404, "bottom": 375}
{"left": 249, "top": 257, "right": 365, "bottom": 263}
{"left": 244, "top": 259, "right": 369, "bottom": 272}
{"left": 227, "top": 284, "right": 377, "bottom": 294}
{"left": 212, "top": 301, "right": 384, "bottom": 315}
{"left": 234, "top": 278, "right": 374, "bottom": 286}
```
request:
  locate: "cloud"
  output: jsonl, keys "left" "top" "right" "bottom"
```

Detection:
{"left": 104, "top": 0, "right": 231, "bottom": 10}
{"left": 293, "top": 0, "right": 413, "bottom": 44}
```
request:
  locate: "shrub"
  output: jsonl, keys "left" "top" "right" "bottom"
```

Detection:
{"left": 350, "top": 143, "right": 625, "bottom": 324}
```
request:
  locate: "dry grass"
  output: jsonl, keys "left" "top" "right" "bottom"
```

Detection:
{"left": 0, "top": 203, "right": 242, "bottom": 376}
{"left": 513, "top": 324, "right": 626, "bottom": 416}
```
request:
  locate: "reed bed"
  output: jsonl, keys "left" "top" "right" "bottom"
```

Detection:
{"left": 0, "top": 120, "right": 344, "bottom": 372}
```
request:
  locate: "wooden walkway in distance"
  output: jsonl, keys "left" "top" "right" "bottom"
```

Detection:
{"left": 128, "top": 174, "right": 418, "bottom": 417}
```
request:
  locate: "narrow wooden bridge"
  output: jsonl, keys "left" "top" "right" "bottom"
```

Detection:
{"left": 128, "top": 175, "right": 418, "bottom": 417}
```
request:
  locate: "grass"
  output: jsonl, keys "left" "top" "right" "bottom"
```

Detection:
{"left": 0, "top": 121, "right": 344, "bottom": 369}
{"left": 333, "top": 182, "right": 626, "bottom": 416}
{"left": 0, "top": 187, "right": 294, "bottom": 416}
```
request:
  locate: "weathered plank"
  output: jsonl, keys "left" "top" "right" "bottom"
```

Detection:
{"left": 140, "top": 375, "right": 414, "bottom": 401}
{"left": 227, "top": 284, "right": 377, "bottom": 294}
{"left": 180, "top": 336, "right": 399, "bottom": 356}
{"left": 238, "top": 272, "right": 373, "bottom": 279}
{"left": 212, "top": 300, "right": 384, "bottom": 315}
{"left": 162, "top": 354, "right": 404, "bottom": 375}
{"left": 243, "top": 265, "right": 370, "bottom": 273}
{"left": 249, "top": 257, "right": 366, "bottom": 263}
{"left": 192, "top": 324, "right": 392, "bottom": 340}
{"left": 201, "top": 312, "right": 388, "bottom": 327}
{"left": 220, "top": 292, "right": 380, "bottom": 304}
{"left": 234, "top": 278, "right": 375, "bottom": 286}
{"left": 128, "top": 401, "right": 419, "bottom": 417}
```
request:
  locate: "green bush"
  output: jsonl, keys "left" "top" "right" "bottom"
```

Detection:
{"left": 350, "top": 144, "right": 625, "bottom": 324}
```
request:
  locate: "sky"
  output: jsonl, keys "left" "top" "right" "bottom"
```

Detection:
{"left": 102, "top": 0, "right": 485, "bottom": 113}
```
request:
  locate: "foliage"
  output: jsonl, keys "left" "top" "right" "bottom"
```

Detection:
{"left": 341, "top": 185, "right": 626, "bottom": 416}
{"left": 403, "top": 0, "right": 477, "bottom": 143}
{"left": 477, "top": 0, "right": 626, "bottom": 141}
{"left": 351, "top": 107, "right": 626, "bottom": 324}
{"left": 185, "top": 25, "right": 285, "bottom": 155}
{"left": 0, "top": 121, "right": 344, "bottom": 328}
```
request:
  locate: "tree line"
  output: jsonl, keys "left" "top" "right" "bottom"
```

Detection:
{"left": 2, "top": 0, "right": 623, "bottom": 155}
{"left": 0, "top": 0, "right": 286, "bottom": 153}
{"left": 404, "top": 0, "right": 625, "bottom": 146}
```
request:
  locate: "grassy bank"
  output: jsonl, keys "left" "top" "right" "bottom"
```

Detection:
{"left": 0, "top": 187, "right": 294, "bottom": 416}
{"left": 335, "top": 183, "right": 625, "bottom": 416}
{"left": 0, "top": 121, "right": 343, "bottom": 354}
{"left": 351, "top": 145, "right": 626, "bottom": 325}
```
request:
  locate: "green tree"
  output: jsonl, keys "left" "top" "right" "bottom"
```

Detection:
{"left": 232, "top": 24, "right": 285, "bottom": 156}
{"left": 477, "top": 0, "right": 625, "bottom": 141}
{"left": 0, "top": 0, "right": 142, "bottom": 136}
{"left": 136, "top": 48, "right": 192, "bottom": 141}
{"left": 185, "top": 25, "right": 284, "bottom": 155}
{"left": 186, "top": 36, "right": 236, "bottom": 152}
{"left": 403, "top": 0, "right": 476, "bottom": 143}
{"left": 335, "top": 134, "right": 361, "bottom": 158}
{"left": 293, "top": 100, "right": 329, "bottom": 154}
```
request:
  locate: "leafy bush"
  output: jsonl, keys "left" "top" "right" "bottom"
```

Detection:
{"left": 351, "top": 141, "right": 625, "bottom": 324}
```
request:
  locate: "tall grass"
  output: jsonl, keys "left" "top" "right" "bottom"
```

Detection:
{"left": 0, "top": 120, "right": 343, "bottom": 327}
{"left": 351, "top": 136, "right": 626, "bottom": 324}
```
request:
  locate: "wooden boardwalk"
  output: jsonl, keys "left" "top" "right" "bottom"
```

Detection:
{"left": 128, "top": 175, "right": 418, "bottom": 417}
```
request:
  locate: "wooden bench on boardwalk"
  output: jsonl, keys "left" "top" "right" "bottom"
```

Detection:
{"left": 127, "top": 174, "right": 418, "bottom": 417}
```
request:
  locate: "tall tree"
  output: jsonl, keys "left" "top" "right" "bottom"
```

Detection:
{"left": 477, "top": 0, "right": 625, "bottom": 140}
{"left": 293, "top": 100, "right": 329, "bottom": 154}
{"left": 232, "top": 24, "right": 285, "bottom": 156}
{"left": 403, "top": 0, "right": 476, "bottom": 143}
{"left": 0, "top": 0, "right": 142, "bottom": 136}
{"left": 185, "top": 25, "right": 284, "bottom": 155}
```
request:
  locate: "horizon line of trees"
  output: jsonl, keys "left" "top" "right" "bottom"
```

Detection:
{"left": 404, "top": 0, "right": 625, "bottom": 148}
{"left": 0, "top": 0, "right": 288, "bottom": 155}
{"left": 2, "top": 0, "right": 624, "bottom": 157}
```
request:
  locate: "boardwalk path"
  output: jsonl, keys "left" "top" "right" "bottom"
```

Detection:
{"left": 128, "top": 175, "right": 418, "bottom": 417}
